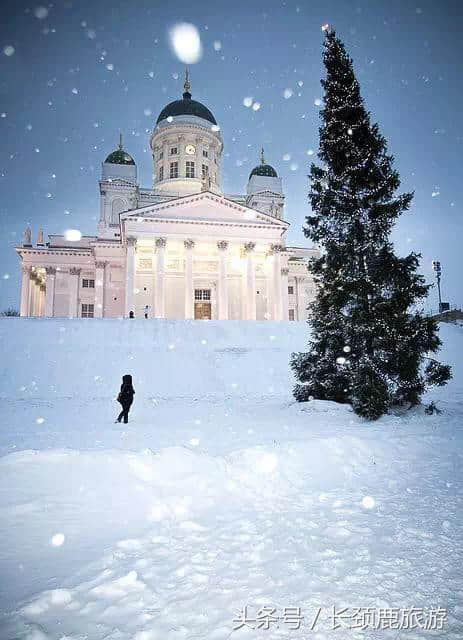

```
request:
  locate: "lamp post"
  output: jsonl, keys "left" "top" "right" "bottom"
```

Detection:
{"left": 432, "top": 260, "right": 443, "bottom": 312}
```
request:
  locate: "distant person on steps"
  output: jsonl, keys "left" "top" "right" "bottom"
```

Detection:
{"left": 116, "top": 374, "right": 135, "bottom": 424}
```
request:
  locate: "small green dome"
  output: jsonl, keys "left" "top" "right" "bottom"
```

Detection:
{"left": 249, "top": 163, "right": 278, "bottom": 179}
{"left": 105, "top": 148, "right": 135, "bottom": 166}
{"left": 105, "top": 136, "right": 135, "bottom": 165}
{"left": 249, "top": 148, "right": 278, "bottom": 179}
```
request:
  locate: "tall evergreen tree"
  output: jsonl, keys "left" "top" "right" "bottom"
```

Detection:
{"left": 291, "top": 28, "right": 451, "bottom": 420}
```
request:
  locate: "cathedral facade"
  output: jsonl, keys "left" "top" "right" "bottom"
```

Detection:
{"left": 16, "top": 74, "right": 318, "bottom": 321}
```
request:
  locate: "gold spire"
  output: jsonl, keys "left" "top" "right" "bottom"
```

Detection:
{"left": 184, "top": 68, "right": 191, "bottom": 94}
{"left": 260, "top": 147, "right": 265, "bottom": 165}
{"left": 118, "top": 133, "right": 123, "bottom": 150}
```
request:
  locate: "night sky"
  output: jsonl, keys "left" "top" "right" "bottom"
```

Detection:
{"left": 0, "top": 0, "right": 461, "bottom": 311}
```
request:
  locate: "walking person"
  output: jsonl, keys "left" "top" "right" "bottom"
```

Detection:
{"left": 144, "top": 304, "right": 149, "bottom": 319}
{"left": 115, "top": 374, "right": 135, "bottom": 424}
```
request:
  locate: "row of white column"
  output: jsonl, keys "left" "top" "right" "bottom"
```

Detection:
{"left": 124, "top": 237, "right": 288, "bottom": 320}
{"left": 20, "top": 265, "right": 82, "bottom": 318}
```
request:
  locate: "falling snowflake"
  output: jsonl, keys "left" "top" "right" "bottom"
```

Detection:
{"left": 51, "top": 533, "right": 65, "bottom": 547}
{"left": 213, "top": 40, "right": 222, "bottom": 51}
{"left": 106, "top": 63, "right": 114, "bottom": 71}
{"left": 283, "top": 153, "right": 291, "bottom": 161}
{"left": 64, "top": 229, "right": 82, "bottom": 242}
{"left": 71, "top": 87, "right": 78, "bottom": 94}
{"left": 252, "top": 102, "right": 261, "bottom": 111}
{"left": 168, "top": 22, "right": 203, "bottom": 64}
{"left": 34, "top": 6, "right": 49, "bottom": 19}
{"left": 283, "top": 88, "right": 293, "bottom": 99}
{"left": 336, "top": 356, "right": 346, "bottom": 365}
{"left": 3, "top": 45, "right": 15, "bottom": 57}
{"left": 243, "top": 96, "right": 253, "bottom": 107}
{"left": 314, "top": 98, "right": 322, "bottom": 106}
{"left": 362, "top": 496, "right": 375, "bottom": 509}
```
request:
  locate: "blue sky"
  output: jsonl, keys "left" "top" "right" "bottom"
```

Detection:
{"left": 0, "top": 0, "right": 461, "bottom": 310}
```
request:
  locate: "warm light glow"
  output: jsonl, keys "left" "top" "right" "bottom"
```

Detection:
{"left": 231, "top": 257, "right": 243, "bottom": 271}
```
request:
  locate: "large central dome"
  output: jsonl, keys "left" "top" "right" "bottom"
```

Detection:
{"left": 156, "top": 71, "right": 217, "bottom": 126}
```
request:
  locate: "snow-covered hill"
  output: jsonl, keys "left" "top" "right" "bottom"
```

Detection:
{"left": 0, "top": 318, "right": 462, "bottom": 639}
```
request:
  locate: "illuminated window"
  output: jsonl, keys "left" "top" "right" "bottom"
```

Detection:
{"left": 82, "top": 303, "right": 94, "bottom": 318}
{"left": 170, "top": 161, "right": 178, "bottom": 178}
{"left": 195, "top": 289, "right": 211, "bottom": 301}
{"left": 186, "top": 161, "right": 195, "bottom": 178}
{"left": 170, "top": 147, "right": 178, "bottom": 155}
{"left": 82, "top": 279, "right": 95, "bottom": 288}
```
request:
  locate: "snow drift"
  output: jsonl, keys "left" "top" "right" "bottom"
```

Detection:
{"left": 0, "top": 318, "right": 462, "bottom": 639}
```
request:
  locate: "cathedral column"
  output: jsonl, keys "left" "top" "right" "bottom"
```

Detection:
{"left": 266, "top": 244, "right": 283, "bottom": 320}
{"left": 39, "top": 284, "right": 46, "bottom": 316}
{"left": 125, "top": 237, "right": 137, "bottom": 317}
{"left": 243, "top": 242, "right": 256, "bottom": 320}
{"left": 68, "top": 267, "right": 81, "bottom": 317}
{"left": 94, "top": 261, "right": 107, "bottom": 318}
{"left": 20, "top": 265, "right": 31, "bottom": 317}
{"left": 294, "top": 276, "right": 306, "bottom": 321}
{"left": 30, "top": 275, "right": 38, "bottom": 317}
{"left": 154, "top": 237, "right": 166, "bottom": 318}
{"left": 184, "top": 239, "right": 195, "bottom": 319}
{"left": 44, "top": 267, "right": 56, "bottom": 317}
{"left": 272, "top": 245, "right": 283, "bottom": 321}
{"left": 281, "top": 267, "right": 289, "bottom": 321}
{"left": 217, "top": 240, "right": 229, "bottom": 320}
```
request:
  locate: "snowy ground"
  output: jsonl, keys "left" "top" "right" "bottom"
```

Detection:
{"left": 0, "top": 318, "right": 462, "bottom": 640}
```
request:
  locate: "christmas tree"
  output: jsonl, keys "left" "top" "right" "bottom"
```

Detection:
{"left": 291, "top": 27, "right": 451, "bottom": 420}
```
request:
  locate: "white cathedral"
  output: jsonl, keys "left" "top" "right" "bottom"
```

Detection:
{"left": 16, "top": 73, "right": 318, "bottom": 321}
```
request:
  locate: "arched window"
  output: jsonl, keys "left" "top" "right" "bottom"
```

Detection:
{"left": 111, "top": 198, "right": 126, "bottom": 224}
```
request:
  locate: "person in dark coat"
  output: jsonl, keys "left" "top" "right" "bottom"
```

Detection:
{"left": 116, "top": 374, "right": 135, "bottom": 423}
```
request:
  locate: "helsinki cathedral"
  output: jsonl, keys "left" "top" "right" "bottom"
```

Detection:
{"left": 16, "top": 72, "right": 318, "bottom": 321}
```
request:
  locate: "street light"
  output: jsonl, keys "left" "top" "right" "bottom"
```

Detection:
{"left": 432, "top": 260, "right": 449, "bottom": 313}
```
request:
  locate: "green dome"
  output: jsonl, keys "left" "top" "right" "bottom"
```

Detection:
{"left": 105, "top": 147, "right": 135, "bottom": 166}
{"left": 249, "top": 164, "right": 278, "bottom": 179}
{"left": 156, "top": 71, "right": 217, "bottom": 126}
{"left": 156, "top": 92, "right": 217, "bottom": 126}
{"left": 249, "top": 148, "right": 278, "bottom": 179}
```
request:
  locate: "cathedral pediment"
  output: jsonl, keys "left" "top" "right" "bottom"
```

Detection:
{"left": 120, "top": 191, "right": 288, "bottom": 229}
